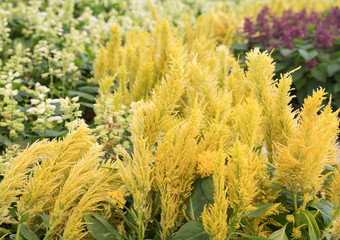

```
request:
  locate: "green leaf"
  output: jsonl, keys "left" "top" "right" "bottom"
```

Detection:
{"left": 311, "top": 68, "right": 327, "bottom": 82}
{"left": 291, "top": 67, "right": 305, "bottom": 82}
{"left": 280, "top": 49, "right": 295, "bottom": 57}
{"left": 186, "top": 176, "right": 214, "bottom": 220}
{"left": 235, "top": 232, "right": 268, "bottom": 240}
{"left": 334, "top": 82, "right": 340, "bottom": 93}
{"left": 19, "top": 212, "right": 30, "bottom": 224}
{"left": 298, "top": 49, "right": 318, "bottom": 61}
{"left": 311, "top": 200, "right": 333, "bottom": 226}
{"left": 241, "top": 203, "right": 275, "bottom": 218}
{"left": 0, "top": 135, "right": 14, "bottom": 146}
{"left": 0, "top": 227, "right": 11, "bottom": 235}
{"left": 327, "top": 64, "right": 340, "bottom": 77}
{"left": 268, "top": 224, "right": 288, "bottom": 240}
{"left": 41, "top": 212, "right": 50, "bottom": 230}
{"left": 230, "top": 43, "right": 248, "bottom": 51}
{"left": 84, "top": 214, "right": 124, "bottom": 240}
{"left": 80, "top": 102, "right": 94, "bottom": 108}
{"left": 20, "top": 225, "right": 39, "bottom": 240}
{"left": 293, "top": 77, "right": 307, "bottom": 90}
{"left": 77, "top": 85, "right": 99, "bottom": 93}
{"left": 300, "top": 210, "right": 321, "bottom": 240}
{"left": 275, "top": 62, "right": 288, "bottom": 72}
{"left": 43, "top": 130, "right": 67, "bottom": 137}
{"left": 68, "top": 90, "right": 96, "bottom": 101}
{"left": 174, "top": 221, "right": 210, "bottom": 240}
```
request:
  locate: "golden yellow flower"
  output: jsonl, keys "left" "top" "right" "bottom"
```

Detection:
{"left": 108, "top": 190, "right": 127, "bottom": 209}
{"left": 286, "top": 214, "right": 295, "bottom": 223}
{"left": 197, "top": 151, "right": 218, "bottom": 178}
{"left": 291, "top": 227, "right": 302, "bottom": 239}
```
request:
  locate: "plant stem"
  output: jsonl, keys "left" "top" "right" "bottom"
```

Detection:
{"left": 321, "top": 206, "right": 340, "bottom": 238}
{"left": 293, "top": 191, "right": 298, "bottom": 213}
{"left": 226, "top": 206, "right": 239, "bottom": 240}
{"left": 16, "top": 223, "right": 22, "bottom": 240}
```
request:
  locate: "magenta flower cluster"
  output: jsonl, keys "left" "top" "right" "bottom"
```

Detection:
{"left": 244, "top": 7, "right": 340, "bottom": 50}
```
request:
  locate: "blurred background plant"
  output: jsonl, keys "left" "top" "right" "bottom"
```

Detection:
{"left": 235, "top": 4, "right": 340, "bottom": 109}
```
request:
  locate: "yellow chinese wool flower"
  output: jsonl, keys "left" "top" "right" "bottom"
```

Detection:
{"left": 225, "top": 140, "right": 258, "bottom": 215}
{"left": 274, "top": 89, "right": 339, "bottom": 198}
{"left": 197, "top": 151, "right": 218, "bottom": 178}
{"left": 202, "top": 151, "right": 229, "bottom": 240}
{"left": 108, "top": 190, "right": 127, "bottom": 209}
{"left": 291, "top": 227, "right": 302, "bottom": 239}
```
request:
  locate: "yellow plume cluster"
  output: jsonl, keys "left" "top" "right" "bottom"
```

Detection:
{"left": 0, "top": 124, "right": 124, "bottom": 239}
{"left": 202, "top": 151, "right": 229, "bottom": 240}
{"left": 275, "top": 89, "right": 339, "bottom": 200}
{"left": 92, "top": 26, "right": 340, "bottom": 237}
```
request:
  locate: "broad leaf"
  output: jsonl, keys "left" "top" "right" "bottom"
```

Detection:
{"left": 20, "top": 225, "right": 39, "bottom": 240}
{"left": 236, "top": 232, "right": 268, "bottom": 240}
{"left": 280, "top": 49, "right": 295, "bottom": 57}
{"left": 327, "top": 64, "right": 340, "bottom": 77}
{"left": 300, "top": 210, "right": 321, "bottom": 240}
{"left": 311, "top": 200, "right": 333, "bottom": 226}
{"left": 268, "top": 224, "right": 288, "bottom": 240}
{"left": 241, "top": 203, "right": 275, "bottom": 218}
{"left": 311, "top": 68, "right": 327, "bottom": 83}
{"left": 84, "top": 214, "right": 124, "bottom": 240}
{"left": 298, "top": 49, "right": 318, "bottom": 61}
{"left": 68, "top": 90, "right": 96, "bottom": 101}
{"left": 186, "top": 176, "right": 214, "bottom": 220}
{"left": 174, "top": 221, "right": 210, "bottom": 240}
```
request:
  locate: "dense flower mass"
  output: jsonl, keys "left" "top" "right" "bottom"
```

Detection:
{"left": 1, "top": 0, "right": 340, "bottom": 240}
{"left": 244, "top": 6, "right": 340, "bottom": 50}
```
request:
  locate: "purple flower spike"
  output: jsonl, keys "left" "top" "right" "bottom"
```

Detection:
{"left": 306, "top": 59, "right": 318, "bottom": 68}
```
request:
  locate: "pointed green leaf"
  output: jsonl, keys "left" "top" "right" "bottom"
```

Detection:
{"left": 186, "top": 176, "right": 214, "bottom": 220}
{"left": 300, "top": 210, "right": 321, "bottom": 240}
{"left": 20, "top": 225, "right": 39, "bottom": 240}
{"left": 174, "top": 221, "right": 210, "bottom": 240}
{"left": 327, "top": 64, "right": 340, "bottom": 77}
{"left": 241, "top": 203, "right": 275, "bottom": 218}
{"left": 236, "top": 232, "right": 268, "bottom": 240}
{"left": 268, "top": 224, "right": 288, "bottom": 240}
{"left": 298, "top": 49, "right": 318, "bottom": 61}
{"left": 280, "top": 49, "right": 295, "bottom": 57}
{"left": 311, "top": 68, "right": 327, "bottom": 83}
{"left": 311, "top": 200, "right": 333, "bottom": 226}
{"left": 84, "top": 214, "right": 124, "bottom": 240}
{"left": 19, "top": 212, "right": 30, "bottom": 224}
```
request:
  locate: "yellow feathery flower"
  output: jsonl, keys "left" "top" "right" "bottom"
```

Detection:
{"left": 232, "top": 96, "right": 263, "bottom": 148}
{"left": 225, "top": 63, "right": 250, "bottom": 106}
{"left": 330, "top": 216, "right": 340, "bottom": 239}
{"left": 108, "top": 189, "right": 127, "bottom": 209}
{"left": 63, "top": 167, "right": 123, "bottom": 240}
{"left": 202, "top": 151, "right": 229, "bottom": 240}
{"left": 331, "top": 169, "right": 340, "bottom": 207}
{"left": 117, "top": 137, "right": 153, "bottom": 240}
{"left": 215, "top": 45, "right": 237, "bottom": 89}
{"left": 245, "top": 48, "right": 275, "bottom": 105}
{"left": 275, "top": 89, "right": 339, "bottom": 197}
{"left": 106, "top": 25, "right": 121, "bottom": 75}
{"left": 130, "top": 56, "right": 155, "bottom": 101}
{"left": 154, "top": 115, "right": 201, "bottom": 237}
{"left": 0, "top": 140, "right": 51, "bottom": 224}
{"left": 263, "top": 73, "right": 297, "bottom": 161}
{"left": 131, "top": 56, "right": 185, "bottom": 148}
{"left": 93, "top": 45, "right": 108, "bottom": 81}
{"left": 198, "top": 118, "right": 233, "bottom": 153}
{"left": 48, "top": 145, "right": 102, "bottom": 234}
{"left": 197, "top": 151, "right": 218, "bottom": 178}
{"left": 225, "top": 140, "right": 258, "bottom": 215}
{"left": 291, "top": 227, "right": 302, "bottom": 239}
